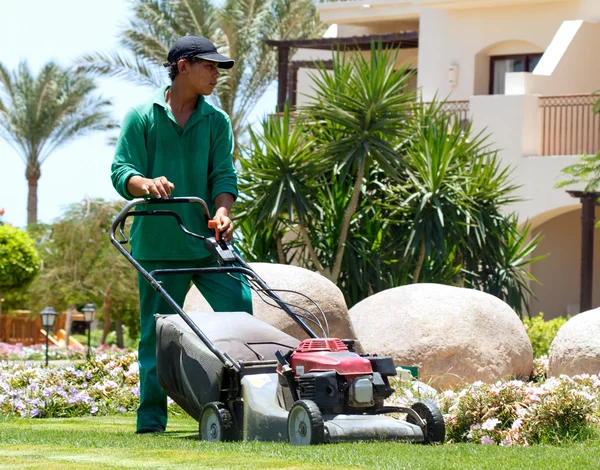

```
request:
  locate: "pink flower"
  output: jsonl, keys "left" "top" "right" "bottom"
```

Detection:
{"left": 0, "top": 208, "right": 4, "bottom": 216}
{"left": 481, "top": 435, "right": 496, "bottom": 445}
{"left": 511, "top": 419, "right": 523, "bottom": 431}
{"left": 482, "top": 418, "right": 500, "bottom": 431}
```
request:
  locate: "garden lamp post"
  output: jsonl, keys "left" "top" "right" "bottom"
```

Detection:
{"left": 40, "top": 306, "right": 58, "bottom": 367}
{"left": 81, "top": 303, "right": 96, "bottom": 359}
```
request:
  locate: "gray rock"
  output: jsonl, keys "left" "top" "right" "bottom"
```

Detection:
{"left": 548, "top": 308, "right": 600, "bottom": 377}
{"left": 183, "top": 262, "right": 358, "bottom": 342}
{"left": 349, "top": 283, "right": 533, "bottom": 389}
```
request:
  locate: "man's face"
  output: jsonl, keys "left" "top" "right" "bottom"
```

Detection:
{"left": 179, "top": 59, "right": 220, "bottom": 95}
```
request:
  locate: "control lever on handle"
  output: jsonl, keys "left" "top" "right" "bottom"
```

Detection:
{"left": 207, "top": 220, "right": 220, "bottom": 241}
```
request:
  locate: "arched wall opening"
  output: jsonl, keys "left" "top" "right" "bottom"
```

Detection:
{"left": 528, "top": 205, "right": 600, "bottom": 319}
{"left": 474, "top": 40, "right": 544, "bottom": 95}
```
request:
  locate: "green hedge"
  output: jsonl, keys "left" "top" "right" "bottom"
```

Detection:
{"left": 524, "top": 313, "right": 569, "bottom": 358}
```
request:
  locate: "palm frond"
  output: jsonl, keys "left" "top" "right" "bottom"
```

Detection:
{"left": 76, "top": 51, "right": 165, "bottom": 87}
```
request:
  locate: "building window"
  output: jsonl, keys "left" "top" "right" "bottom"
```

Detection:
{"left": 489, "top": 53, "right": 543, "bottom": 95}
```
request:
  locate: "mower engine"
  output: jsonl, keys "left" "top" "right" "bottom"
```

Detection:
{"left": 276, "top": 338, "right": 396, "bottom": 414}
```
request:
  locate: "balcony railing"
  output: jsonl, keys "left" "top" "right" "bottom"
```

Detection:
{"left": 438, "top": 100, "right": 470, "bottom": 128}
{"left": 540, "top": 94, "right": 600, "bottom": 156}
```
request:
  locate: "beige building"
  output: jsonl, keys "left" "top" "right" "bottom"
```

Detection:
{"left": 270, "top": 0, "right": 600, "bottom": 319}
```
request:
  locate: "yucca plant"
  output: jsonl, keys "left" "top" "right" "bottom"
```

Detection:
{"left": 0, "top": 61, "right": 115, "bottom": 225}
{"left": 238, "top": 104, "right": 325, "bottom": 267}
{"left": 391, "top": 99, "right": 541, "bottom": 314}
{"left": 78, "top": 0, "right": 324, "bottom": 141}
{"left": 305, "top": 42, "right": 416, "bottom": 282}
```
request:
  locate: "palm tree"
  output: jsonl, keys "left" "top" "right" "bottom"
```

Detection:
{"left": 78, "top": 0, "right": 325, "bottom": 141}
{"left": 0, "top": 61, "right": 115, "bottom": 225}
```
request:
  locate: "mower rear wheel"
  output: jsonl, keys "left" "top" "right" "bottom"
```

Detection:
{"left": 200, "top": 402, "right": 236, "bottom": 442}
{"left": 407, "top": 400, "right": 446, "bottom": 444}
{"left": 287, "top": 399, "right": 324, "bottom": 446}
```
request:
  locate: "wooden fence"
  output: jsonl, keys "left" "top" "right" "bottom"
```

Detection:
{"left": 0, "top": 311, "right": 68, "bottom": 345}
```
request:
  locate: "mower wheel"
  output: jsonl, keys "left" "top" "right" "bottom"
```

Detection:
{"left": 200, "top": 402, "right": 236, "bottom": 442}
{"left": 287, "top": 399, "right": 324, "bottom": 446}
{"left": 408, "top": 400, "right": 446, "bottom": 444}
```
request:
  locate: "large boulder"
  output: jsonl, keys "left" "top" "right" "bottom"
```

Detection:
{"left": 183, "top": 262, "right": 357, "bottom": 342}
{"left": 548, "top": 308, "right": 600, "bottom": 377}
{"left": 349, "top": 283, "right": 533, "bottom": 389}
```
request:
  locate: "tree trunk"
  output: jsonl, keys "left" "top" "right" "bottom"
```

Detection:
{"left": 100, "top": 285, "right": 112, "bottom": 345}
{"left": 25, "top": 165, "right": 41, "bottom": 226}
{"left": 329, "top": 165, "right": 365, "bottom": 283}
{"left": 115, "top": 317, "right": 124, "bottom": 348}
{"left": 64, "top": 306, "right": 74, "bottom": 350}
{"left": 412, "top": 239, "right": 426, "bottom": 284}
{"left": 298, "top": 223, "right": 325, "bottom": 274}
{"left": 276, "top": 235, "right": 286, "bottom": 264}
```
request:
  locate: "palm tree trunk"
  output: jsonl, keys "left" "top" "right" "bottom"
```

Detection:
{"left": 100, "top": 285, "right": 112, "bottom": 344}
{"left": 412, "top": 239, "right": 426, "bottom": 283}
{"left": 329, "top": 165, "right": 365, "bottom": 283}
{"left": 25, "top": 165, "right": 41, "bottom": 226}
{"left": 276, "top": 235, "right": 285, "bottom": 264}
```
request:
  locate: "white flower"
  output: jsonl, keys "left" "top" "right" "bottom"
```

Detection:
{"left": 481, "top": 418, "right": 500, "bottom": 431}
{"left": 511, "top": 419, "right": 523, "bottom": 431}
{"left": 516, "top": 407, "right": 528, "bottom": 417}
{"left": 480, "top": 435, "right": 496, "bottom": 445}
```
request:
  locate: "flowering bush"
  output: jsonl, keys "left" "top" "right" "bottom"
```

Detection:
{"left": 0, "top": 342, "right": 127, "bottom": 362}
{"left": 0, "top": 351, "right": 142, "bottom": 418}
{"left": 439, "top": 375, "right": 600, "bottom": 446}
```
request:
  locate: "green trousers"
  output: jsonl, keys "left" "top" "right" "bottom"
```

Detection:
{"left": 136, "top": 257, "right": 253, "bottom": 432}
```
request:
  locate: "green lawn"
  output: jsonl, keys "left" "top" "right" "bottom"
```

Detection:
{"left": 0, "top": 414, "right": 598, "bottom": 470}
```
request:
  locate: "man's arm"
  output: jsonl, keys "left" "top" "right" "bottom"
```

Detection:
{"left": 111, "top": 108, "right": 174, "bottom": 199}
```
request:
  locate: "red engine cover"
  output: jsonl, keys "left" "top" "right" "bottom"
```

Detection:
{"left": 288, "top": 338, "right": 372, "bottom": 377}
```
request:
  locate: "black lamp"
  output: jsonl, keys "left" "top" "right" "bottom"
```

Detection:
{"left": 40, "top": 306, "right": 58, "bottom": 367}
{"left": 81, "top": 303, "right": 96, "bottom": 359}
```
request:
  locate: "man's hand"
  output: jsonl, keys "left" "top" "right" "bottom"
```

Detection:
{"left": 214, "top": 193, "right": 235, "bottom": 242}
{"left": 127, "top": 175, "right": 175, "bottom": 198}
{"left": 213, "top": 209, "right": 233, "bottom": 242}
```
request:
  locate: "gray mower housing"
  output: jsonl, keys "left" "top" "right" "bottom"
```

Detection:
{"left": 156, "top": 310, "right": 426, "bottom": 443}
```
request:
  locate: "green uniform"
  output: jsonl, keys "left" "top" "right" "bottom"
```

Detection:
{"left": 111, "top": 85, "right": 252, "bottom": 432}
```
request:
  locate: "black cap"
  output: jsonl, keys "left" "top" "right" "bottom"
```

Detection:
{"left": 167, "top": 36, "right": 234, "bottom": 69}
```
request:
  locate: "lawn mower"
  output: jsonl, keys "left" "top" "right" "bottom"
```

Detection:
{"left": 110, "top": 197, "right": 445, "bottom": 445}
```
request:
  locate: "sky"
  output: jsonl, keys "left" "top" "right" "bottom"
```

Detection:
{"left": 0, "top": 0, "right": 277, "bottom": 229}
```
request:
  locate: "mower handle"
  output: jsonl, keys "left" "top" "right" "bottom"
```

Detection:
{"left": 109, "top": 197, "right": 242, "bottom": 371}
{"left": 109, "top": 197, "right": 321, "bottom": 373}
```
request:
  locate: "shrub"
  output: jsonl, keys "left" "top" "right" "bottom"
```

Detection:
{"left": 524, "top": 313, "right": 569, "bottom": 358}
{"left": 0, "top": 225, "right": 41, "bottom": 312}
{"left": 439, "top": 375, "right": 600, "bottom": 445}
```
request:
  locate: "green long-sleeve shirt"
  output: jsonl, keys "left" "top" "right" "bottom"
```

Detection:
{"left": 111, "top": 85, "right": 238, "bottom": 260}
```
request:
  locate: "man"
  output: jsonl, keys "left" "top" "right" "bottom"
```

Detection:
{"left": 111, "top": 36, "right": 253, "bottom": 434}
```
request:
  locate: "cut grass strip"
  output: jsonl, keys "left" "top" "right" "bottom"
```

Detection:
{"left": 1, "top": 415, "right": 599, "bottom": 470}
